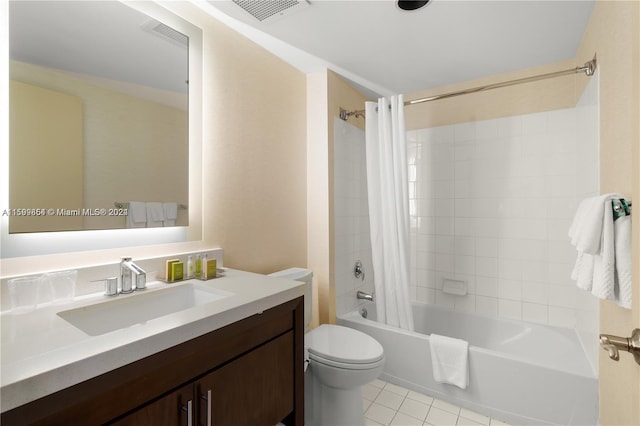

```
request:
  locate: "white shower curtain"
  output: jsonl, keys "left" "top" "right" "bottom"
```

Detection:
{"left": 365, "top": 95, "right": 414, "bottom": 332}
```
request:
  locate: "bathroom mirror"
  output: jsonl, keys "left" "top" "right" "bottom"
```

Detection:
{"left": 8, "top": 0, "right": 189, "bottom": 233}
{"left": 1, "top": 1, "right": 203, "bottom": 258}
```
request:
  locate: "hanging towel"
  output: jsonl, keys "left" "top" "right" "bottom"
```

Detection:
{"left": 570, "top": 194, "right": 632, "bottom": 309}
{"left": 126, "top": 201, "right": 147, "bottom": 228}
{"left": 145, "top": 202, "right": 165, "bottom": 227}
{"left": 429, "top": 334, "right": 469, "bottom": 389}
{"left": 614, "top": 215, "right": 633, "bottom": 309}
{"left": 163, "top": 202, "right": 178, "bottom": 227}
{"left": 568, "top": 194, "right": 621, "bottom": 254}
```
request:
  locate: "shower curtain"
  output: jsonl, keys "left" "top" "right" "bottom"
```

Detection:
{"left": 365, "top": 95, "right": 414, "bottom": 332}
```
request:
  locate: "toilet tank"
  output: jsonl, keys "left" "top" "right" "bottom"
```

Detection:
{"left": 268, "top": 267, "right": 312, "bottom": 330}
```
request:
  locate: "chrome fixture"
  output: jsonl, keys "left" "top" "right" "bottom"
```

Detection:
{"left": 120, "top": 257, "right": 147, "bottom": 294}
{"left": 360, "top": 307, "right": 368, "bottom": 319}
{"left": 114, "top": 201, "right": 188, "bottom": 210}
{"left": 357, "top": 290, "right": 374, "bottom": 302}
{"left": 354, "top": 260, "right": 365, "bottom": 280}
{"left": 92, "top": 277, "right": 119, "bottom": 296}
{"left": 103, "top": 277, "right": 119, "bottom": 296}
{"left": 600, "top": 329, "right": 640, "bottom": 365}
{"left": 340, "top": 55, "right": 598, "bottom": 121}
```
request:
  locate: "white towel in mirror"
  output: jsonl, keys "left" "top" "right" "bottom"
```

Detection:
{"left": 126, "top": 201, "right": 146, "bottom": 228}
{"left": 146, "top": 202, "right": 165, "bottom": 227}
{"left": 163, "top": 202, "right": 178, "bottom": 227}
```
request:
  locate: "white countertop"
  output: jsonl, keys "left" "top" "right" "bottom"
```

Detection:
{"left": 0, "top": 269, "right": 305, "bottom": 412}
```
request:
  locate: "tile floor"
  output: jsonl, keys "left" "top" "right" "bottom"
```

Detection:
{"left": 363, "top": 380, "right": 513, "bottom": 426}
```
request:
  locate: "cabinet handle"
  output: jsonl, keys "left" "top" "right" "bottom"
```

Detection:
{"left": 181, "top": 399, "right": 193, "bottom": 426}
{"left": 201, "top": 389, "right": 212, "bottom": 426}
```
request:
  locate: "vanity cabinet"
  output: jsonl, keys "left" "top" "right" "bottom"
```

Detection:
{"left": 1, "top": 297, "right": 304, "bottom": 426}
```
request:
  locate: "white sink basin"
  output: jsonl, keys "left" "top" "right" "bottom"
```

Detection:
{"left": 57, "top": 282, "right": 233, "bottom": 336}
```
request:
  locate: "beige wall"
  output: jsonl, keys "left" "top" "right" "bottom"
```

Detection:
{"left": 404, "top": 58, "right": 583, "bottom": 130}
{"left": 9, "top": 80, "right": 83, "bottom": 233}
{"left": 307, "top": 70, "right": 330, "bottom": 327}
{"left": 170, "top": 4, "right": 308, "bottom": 274}
{"left": 576, "top": 1, "right": 639, "bottom": 424}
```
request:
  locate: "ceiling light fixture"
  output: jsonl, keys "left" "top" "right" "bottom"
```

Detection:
{"left": 397, "top": 1, "right": 431, "bottom": 11}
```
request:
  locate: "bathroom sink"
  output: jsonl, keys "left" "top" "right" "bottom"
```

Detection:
{"left": 57, "top": 282, "right": 233, "bottom": 336}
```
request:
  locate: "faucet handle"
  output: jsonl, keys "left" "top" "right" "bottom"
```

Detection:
{"left": 92, "top": 277, "right": 119, "bottom": 296}
{"left": 135, "top": 271, "right": 147, "bottom": 291}
{"left": 354, "top": 260, "right": 365, "bottom": 281}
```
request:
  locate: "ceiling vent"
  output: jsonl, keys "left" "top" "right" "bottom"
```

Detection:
{"left": 231, "top": 0, "right": 310, "bottom": 24}
{"left": 142, "top": 20, "right": 188, "bottom": 48}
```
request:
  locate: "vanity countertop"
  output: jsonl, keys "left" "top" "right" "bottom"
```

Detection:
{"left": 0, "top": 269, "right": 305, "bottom": 412}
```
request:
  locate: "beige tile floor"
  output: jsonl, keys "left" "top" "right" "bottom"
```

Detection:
{"left": 363, "top": 379, "right": 514, "bottom": 426}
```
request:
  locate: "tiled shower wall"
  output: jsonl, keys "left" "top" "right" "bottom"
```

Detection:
{"left": 406, "top": 80, "right": 599, "bottom": 335}
{"left": 333, "top": 77, "right": 599, "bottom": 372}
{"left": 333, "top": 118, "right": 375, "bottom": 316}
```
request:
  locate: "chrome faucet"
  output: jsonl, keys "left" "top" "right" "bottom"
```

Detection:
{"left": 357, "top": 290, "right": 374, "bottom": 302}
{"left": 120, "top": 257, "right": 147, "bottom": 293}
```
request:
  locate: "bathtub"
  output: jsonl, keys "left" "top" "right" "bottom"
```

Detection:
{"left": 337, "top": 302, "right": 597, "bottom": 426}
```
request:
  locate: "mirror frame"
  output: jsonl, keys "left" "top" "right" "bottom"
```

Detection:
{"left": 0, "top": 1, "right": 203, "bottom": 261}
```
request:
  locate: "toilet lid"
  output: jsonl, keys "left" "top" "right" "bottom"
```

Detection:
{"left": 306, "top": 324, "right": 384, "bottom": 365}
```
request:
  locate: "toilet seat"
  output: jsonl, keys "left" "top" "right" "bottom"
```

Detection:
{"left": 306, "top": 324, "right": 384, "bottom": 370}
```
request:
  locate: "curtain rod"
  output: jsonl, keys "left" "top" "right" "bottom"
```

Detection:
{"left": 339, "top": 56, "right": 597, "bottom": 121}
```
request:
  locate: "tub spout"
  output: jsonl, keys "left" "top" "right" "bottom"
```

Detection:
{"left": 357, "top": 290, "right": 374, "bottom": 302}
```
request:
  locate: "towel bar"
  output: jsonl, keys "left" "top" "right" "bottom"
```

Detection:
{"left": 114, "top": 202, "right": 187, "bottom": 210}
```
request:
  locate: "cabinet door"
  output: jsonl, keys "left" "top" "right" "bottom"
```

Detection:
{"left": 197, "top": 331, "right": 294, "bottom": 426}
{"left": 109, "top": 383, "right": 194, "bottom": 426}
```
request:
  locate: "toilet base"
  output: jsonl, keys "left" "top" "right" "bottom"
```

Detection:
{"left": 305, "top": 370, "right": 365, "bottom": 426}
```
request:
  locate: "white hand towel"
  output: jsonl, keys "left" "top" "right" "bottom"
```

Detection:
{"left": 568, "top": 194, "right": 622, "bottom": 254}
{"left": 572, "top": 251, "right": 595, "bottom": 292}
{"left": 145, "top": 202, "right": 165, "bottom": 228}
{"left": 592, "top": 200, "right": 616, "bottom": 301}
{"left": 163, "top": 202, "right": 178, "bottom": 227}
{"left": 614, "top": 215, "right": 632, "bottom": 309}
{"left": 429, "top": 334, "right": 469, "bottom": 389}
{"left": 126, "top": 201, "right": 146, "bottom": 228}
{"left": 571, "top": 194, "right": 632, "bottom": 309}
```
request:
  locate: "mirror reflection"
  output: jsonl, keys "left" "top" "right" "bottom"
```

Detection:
{"left": 8, "top": 0, "right": 189, "bottom": 233}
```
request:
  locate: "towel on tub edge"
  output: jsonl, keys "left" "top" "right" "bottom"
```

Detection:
{"left": 429, "top": 334, "right": 469, "bottom": 389}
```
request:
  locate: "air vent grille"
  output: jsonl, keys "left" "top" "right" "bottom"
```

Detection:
{"left": 232, "top": 0, "right": 309, "bottom": 23}
{"left": 143, "top": 20, "right": 188, "bottom": 48}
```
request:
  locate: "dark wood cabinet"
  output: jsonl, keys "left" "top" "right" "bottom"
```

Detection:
{"left": 1, "top": 297, "right": 304, "bottom": 426}
{"left": 199, "top": 331, "right": 294, "bottom": 426}
{"left": 109, "top": 384, "right": 194, "bottom": 426}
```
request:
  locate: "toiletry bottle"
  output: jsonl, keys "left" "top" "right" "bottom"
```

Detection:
{"left": 195, "top": 254, "right": 202, "bottom": 278}
{"left": 202, "top": 253, "right": 208, "bottom": 279}
{"left": 187, "top": 255, "right": 194, "bottom": 279}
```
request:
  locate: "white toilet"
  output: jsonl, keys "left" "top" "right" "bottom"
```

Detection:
{"left": 269, "top": 268, "right": 384, "bottom": 426}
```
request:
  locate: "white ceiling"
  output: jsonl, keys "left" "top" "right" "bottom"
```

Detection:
{"left": 9, "top": 1, "right": 188, "bottom": 93}
{"left": 204, "top": 0, "right": 596, "bottom": 97}
{"left": 9, "top": 1, "right": 596, "bottom": 99}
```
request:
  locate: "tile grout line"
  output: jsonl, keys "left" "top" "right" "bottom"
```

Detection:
{"left": 363, "top": 380, "right": 511, "bottom": 426}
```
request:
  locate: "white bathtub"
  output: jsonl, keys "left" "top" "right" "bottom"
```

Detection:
{"left": 337, "top": 302, "right": 597, "bottom": 426}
